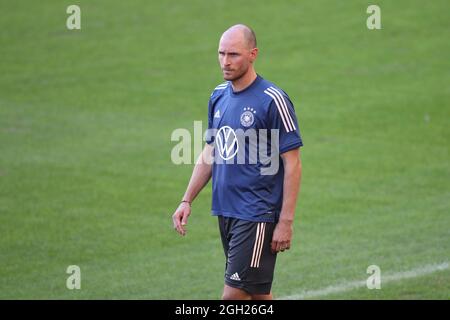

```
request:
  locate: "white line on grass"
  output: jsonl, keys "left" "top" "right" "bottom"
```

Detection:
{"left": 280, "top": 262, "right": 449, "bottom": 300}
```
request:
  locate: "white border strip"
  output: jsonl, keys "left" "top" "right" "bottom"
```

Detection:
{"left": 250, "top": 223, "right": 262, "bottom": 268}
{"left": 279, "top": 262, "right": 449, "bottom": 300}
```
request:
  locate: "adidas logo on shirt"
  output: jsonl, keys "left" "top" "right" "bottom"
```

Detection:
{"left": 230, "top": 272, "right": 241, "bottom": 281}
{"left": 214, "top": 110, "right": 221, "bottom": 118}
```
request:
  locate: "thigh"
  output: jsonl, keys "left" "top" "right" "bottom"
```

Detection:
{"left": 222, "top": 284, "right": 251, "bottom": 300}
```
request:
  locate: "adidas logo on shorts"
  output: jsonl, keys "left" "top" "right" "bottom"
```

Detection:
{"left": 230, "top": 272, "right": 241, "bottom": 281}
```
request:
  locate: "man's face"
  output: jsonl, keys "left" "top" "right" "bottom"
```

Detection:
{"left": 218, "top": 34, "right": 256, "bottom": 81}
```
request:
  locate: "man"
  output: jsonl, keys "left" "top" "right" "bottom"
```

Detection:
{"left": 172, "top": 24, "right": 303, "bottom": 300}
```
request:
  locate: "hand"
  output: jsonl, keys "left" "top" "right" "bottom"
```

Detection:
{"left": 271, "top": 219, "right": 293, "bottom": 253}
{"left": 172, "top": 202, "right": 191, "bottom": 236}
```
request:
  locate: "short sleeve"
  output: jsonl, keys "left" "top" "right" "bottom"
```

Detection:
{"left": 267, "top": 90, "right": 303, "bottom": 154}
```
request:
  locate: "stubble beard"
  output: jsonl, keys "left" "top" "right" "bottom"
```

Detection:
{"left": 222, "top": 66, "right": 248, "bottom": 82}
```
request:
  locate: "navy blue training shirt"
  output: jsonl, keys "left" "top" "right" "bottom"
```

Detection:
{"left": 206, "top": 75, "right": 303, "bottom": 222}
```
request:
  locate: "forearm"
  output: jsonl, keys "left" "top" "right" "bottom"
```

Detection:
{"left": 279, "top": 151, "right": 302, "bottom": 222}
{"left": 182, "top": 145, "right": 213, "bottom": 203}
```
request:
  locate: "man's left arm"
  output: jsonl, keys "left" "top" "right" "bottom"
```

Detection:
{"left": 271, "top": 148, "right": 302, "bottom": 253}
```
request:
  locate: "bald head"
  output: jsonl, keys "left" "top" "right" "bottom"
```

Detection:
{"left": 218, "top": 24, "right": 258, "bottom": 84}
{"left": 221, "top": 24, "right": 257, "bottom": 49}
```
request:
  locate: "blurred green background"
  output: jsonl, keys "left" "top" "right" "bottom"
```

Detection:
{"left": 0, "top": 0, "right": 449, "bottom": 299}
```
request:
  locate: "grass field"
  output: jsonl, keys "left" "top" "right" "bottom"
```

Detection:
{"left": 0, "top": 0, "right": 449, "bottom": 299}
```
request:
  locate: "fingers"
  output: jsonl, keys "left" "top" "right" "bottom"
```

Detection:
{"left": 278, "top": 242, "right": 290, "bottom": 252}
{"left": 172, "top": 206, "right": 190, "bottom": 236}
{"left": 181, "top": 211, "right": 189, "bottom": 226}
{"left": 172, "top": 211, "right": 186, "bottom": 236}
{"left": 271, "top": 240, "right": 291, "bottom": 253}
{"left": 271, "top": 239, "right": 277, "bottom": 253}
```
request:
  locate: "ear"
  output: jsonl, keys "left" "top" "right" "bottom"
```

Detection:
{"left": 250, "top": 47, "right": 258, "bottom": 62}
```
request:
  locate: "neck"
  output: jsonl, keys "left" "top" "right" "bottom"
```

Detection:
{"left": 231, "top": 68, "right": 257, "bottom": 92}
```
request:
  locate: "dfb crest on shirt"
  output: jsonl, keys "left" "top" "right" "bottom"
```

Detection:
{"left": 240, "top": 107, "right": 256, "bottom": 127}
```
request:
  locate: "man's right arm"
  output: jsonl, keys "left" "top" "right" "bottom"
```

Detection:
{"left": 172, "top": 143, "right": 214, "bottom": 236}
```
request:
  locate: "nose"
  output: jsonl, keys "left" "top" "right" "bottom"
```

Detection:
{"left": 223, "top": 54, "right": 231, "bottom": 66}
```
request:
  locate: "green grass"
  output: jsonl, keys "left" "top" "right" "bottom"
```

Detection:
{"left": 318, "top": 268, "right": 450, "bottom": 300}
{"left": 0, "top": 0, "right": 449, "bottom": 299}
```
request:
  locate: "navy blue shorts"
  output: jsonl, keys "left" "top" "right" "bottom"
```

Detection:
{"left": 218, "top": 216, "right": 278, "bottom": 295}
